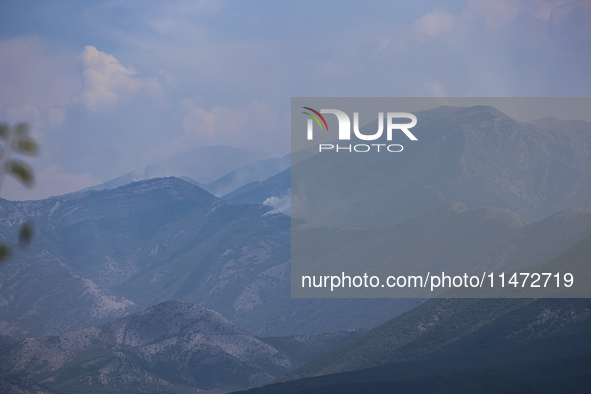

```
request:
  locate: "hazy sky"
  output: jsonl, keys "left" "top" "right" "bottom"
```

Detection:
{"left": 0, "top": 0, "right": 589, "bottom": 200}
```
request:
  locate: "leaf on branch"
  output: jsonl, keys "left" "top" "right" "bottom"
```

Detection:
{"left": 0, "top": 244, "right": 11, "bottom": 262}
{"left": 18, "top": 222, "right": 35, "bottom": 247}
{"left": 0, "top": 123, "right": 8, "bottom": 140}
{"left": 5, "top": 160, "right": 34, "bottom": 187}
{"left": 13, "top": 123, "right": 29, "bottom": 137}
{"left": 13, "top": 138, "right": 39, "bottom": 156}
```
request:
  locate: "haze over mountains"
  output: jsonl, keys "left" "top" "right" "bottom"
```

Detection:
{"left": 81, "top": 146, "right": 291, "bottom": 202}
{"left": 79, "top": 146, "right": 277, "bottom": 196}
{"left": 1, "top": 105, "right": 590, "bottom": 393}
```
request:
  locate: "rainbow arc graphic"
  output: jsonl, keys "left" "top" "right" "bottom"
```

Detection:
{"left": 302, "top": 107, "right": 329, "bottom": 131}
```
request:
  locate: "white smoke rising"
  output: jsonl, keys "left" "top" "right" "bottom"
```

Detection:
{"left": 263, "top": 191, "right": 291, "bottom": 215}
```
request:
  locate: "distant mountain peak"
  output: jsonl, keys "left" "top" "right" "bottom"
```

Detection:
{"left": 97, "top": 176, "right": 219, "bottom": 204}
{"left": 113, "top": 176, "right": 204, "bottom": 193}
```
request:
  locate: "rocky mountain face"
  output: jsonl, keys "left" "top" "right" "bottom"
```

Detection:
{"left": 0, "top": 177, "right": 420, "bottom": 337}
{"left": 0, "top": 300, "right": 293, "bottom": 393}
{"left": 0, "top": 177, "right": 285, "bottom": 337}
{"left": 2, "top": 176, "right": 591, "bottom": 337}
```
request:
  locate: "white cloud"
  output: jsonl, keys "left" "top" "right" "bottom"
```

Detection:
{"left": 415, "top": 7, "right": 456, "bottom": 37}
{"left": 2, "top": 1, "right": 589, "bottom": 201}
{"left": 74, "top": 46, "right": 163, "bottom": 111}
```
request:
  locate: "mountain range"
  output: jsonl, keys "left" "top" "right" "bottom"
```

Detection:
{"left": 0, "top": 177, "right": 419, "bottom": 338}
{"left": 1, "top": 104, "right": 590, "bottom": 393}
{"left": 3, "top": 174, "right": 590, "bottom": 337}
{"left": 238, "top": 294, "right": 591, "bottom": 393}
{"left": 0, "top": 300, "right": 364, "bottom": 393}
